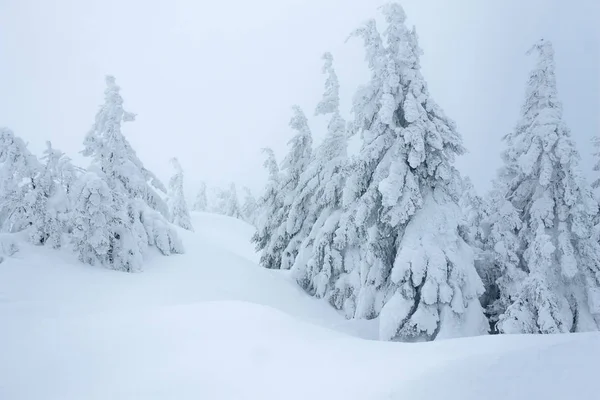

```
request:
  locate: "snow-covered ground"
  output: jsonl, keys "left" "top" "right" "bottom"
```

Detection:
{"left": 1, "top": 212, "right": 599, "bottom": 399}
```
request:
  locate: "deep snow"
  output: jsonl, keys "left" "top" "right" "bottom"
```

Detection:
{"left": 1, "top": 212, "right": 599, "bottom": 399}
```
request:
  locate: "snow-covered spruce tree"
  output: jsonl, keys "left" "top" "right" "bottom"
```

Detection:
{"left": 326, "top": 4, "right": 487, "bottom": 341}
{"left": 79, "top": 76, "right": 182, "bottom": 271}
{"left": 225, "top": 183, "right": 241, "bottom": 218}
{"left": 168, "top": 157, "right": 193, "bottom": 231}
{"left": 289, "top": 52, "right": 348, "bottom": 297}
{"left": 193, "top": 181, "right": 208, "bottom": 212}
{"left": 252, "top": 148, "right": 283, "bottom": 259}
{"left": 0, "top": 128, "right": 42, "bottom": 234}
{"left": 28, "top": 142, "right": 74, "bottom": 248}
{"left": 82, "top": 75, "right": 170, "bottom": 220}
{"left": 241, "top": 187, "right": 258, "bottom": 225}
{"left": 258, "top": 107, "right": 313, "bottom": 270}
{"left": 490, "top": 40, "right": 600, "bottom": 334}
{"left": 212, "top": 183, "right": 241, "bottom": 218}
{"left": 70, "top": 172, "right": 120, "bottom": 267}
{"left": 457, "top": 177, "right": 500, "bottom": 317}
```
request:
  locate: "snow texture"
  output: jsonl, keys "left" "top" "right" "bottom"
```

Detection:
{"left": 1, "top": 212, "right": 599, "bottom": 400}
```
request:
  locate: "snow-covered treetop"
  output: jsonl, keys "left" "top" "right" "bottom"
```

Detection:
{"left": 315, "top": 52, "right": 340, "bottom": 116}
{"left": 0, "top": 128, "right": 40, "bottom": 181}
{"left": 343, "top": 2, "right": 465, "bottom": 228}
{"left": 501, "top": 39, "right": 582, "bottom": 187}
{"left": 261, "top": 147, "right": 279, "bottom": 184}
{"left": 315, "top": 52, "right": 346, "bottom": 162}
{"left": 82, "top": 76, "right": 169, "bottom": 217}
{"left": 281, "top": 106, "right": 313, "bottom": 185}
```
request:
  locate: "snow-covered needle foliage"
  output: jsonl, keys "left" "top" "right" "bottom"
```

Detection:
{"left": 254, "top": 3, "right": 489, "bottom": 341}
{"left": 193, "top": 181, "right": 208, "bottom": 212}
{"left": 253, "top": 107, "right": 313, "bottom": 270}
{"left": 168, "top": 157, "right": 194, "bottom": 231}
{"left": 484, "top": 40, "right": 600, "bottom": 334}
{"left": 0, "top": 76, "right": 185, "bottom": 272}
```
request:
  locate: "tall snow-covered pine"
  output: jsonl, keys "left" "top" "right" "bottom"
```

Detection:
{"left": 168, "top": 157, "right": 193, "bottom": 231}
{"left": 489, "top": 40, "right": 600, "bottom": 334}
{"left": 330, "top": 3, "right": 487, "bottom": 341}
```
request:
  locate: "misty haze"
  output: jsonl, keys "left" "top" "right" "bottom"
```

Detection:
{"left": 1, "top": 1, "right": 599, "bottom": 399}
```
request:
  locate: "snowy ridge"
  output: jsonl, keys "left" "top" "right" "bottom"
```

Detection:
{"left": 1, "top": 212, "right": 599, "bottom": 399}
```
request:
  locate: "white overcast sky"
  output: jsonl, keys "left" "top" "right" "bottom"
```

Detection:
{"left": 0, "top": 0, "right": 598, "bottom": 196}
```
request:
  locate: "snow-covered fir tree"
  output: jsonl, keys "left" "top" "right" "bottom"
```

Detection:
{"left": 254, "top": 107, "right": 313, "bottom": 270}
{"left": 318, "top": 4, "right": 487, "bottom": 341}
{"left": 193, "top": 181, "right": 208, "bottom": 212}
{"left": 78, "top": 76, "right": 182, "bottom": 271}
{"left": 224, "top": 183, "right": 241, "bottom": 218}
{"left": 0, "top": 128, "right": 42, "bottom": 234}
{"left": 82, "top": 75, "right": 170, "bottom": 220}
{"left": 241, "top": 187, "right": 258, "bottom": 225}
{"left": 212, "top": 183, "right": 241, "bottom": 218}
{"left": 70, "top": 172, "right": 120, "bottom": 267}
{"left": 252, "top": 148, "right": 283, "bottom": 261}
{"left": 289, "top": 52, "right": 348, "bottom": 297}
{"left": 487, "top": 39, "right": 600, "bottom": 334}
{"left": 168, "top": 157, "right": 193, "bottom": 231}
{"left": 28, "top": 142, "right": 73, "bottom": 248}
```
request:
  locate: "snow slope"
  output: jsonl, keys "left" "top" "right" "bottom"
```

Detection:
{"left": 1, "top": 212, "right": 599, "bottom": 399}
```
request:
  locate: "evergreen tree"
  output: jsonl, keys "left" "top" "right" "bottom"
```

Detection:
{"left": 29, "top": 142, "right": 73, "bottom": 248}
{"left": 71, "top": 172, "right": 120, "bottom": 267}
{"left": 241, "top": 187, "right": 258, "bottom": 225}
{"left": 168, "top": 157, "right": 193, "bottom": 231}
{"left": 225, "top": 183, "right": 241, "bottom": 218}
{"left": 328, "top": 4, "right": 486, "bottom": 340}
{"left": 193, "top": 181, "right": 208, "bottom": 212}
{"left": 78, "top": 76, "right": 182, "bottom": 271}
{"left": 212, "top": 184, "right": 241, "bottom": 218}
{"left": 489, "top": 39, "right": 600, "bottom": 334}
{"left": 82, "top": 75, "right": 170, "bottom": 219}
{"left": 256, "top": 107, "right": 313, "bottom": 270}
{"left": 252, "top": 148, "right": 283, "bottom": 258}
{"left": 0, "top": 128, "right": 42, "bottom": 233}
{"left": 289, "top": 52, "right": 348, "bottom": 297}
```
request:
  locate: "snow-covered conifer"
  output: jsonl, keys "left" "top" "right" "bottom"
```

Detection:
{"left": 212, "top": 184, "right": 241, "bottom": 218}
{"left": 77, "top": 76, "right": 183, "bottom": 270}
{"left": 82, "top": 75, "right": 170, "bottom": 219}
{"left": 193, "top": 181, "right": 208, "bottom": 212}
{"left": 289, "top": 52, "right": 348, "bottom": 296}
{"left": 322, "top": 4, "right": 487, "bottom": 341}
{"left": 255, "top": 107, "right": 313, "bottom": 270}
{"left": 0, "top": 128, "right": 41, "bottom": 233}
{"left": 241, "top": 187, "right": 258, "bottom": 225}
{"left": 224, "top": 183, "right": 241, "bottom": 218}
{"left": 252, "top": 148, "right": 282, "bottom": 256}
{"left": 490, "top": 40, "right": 600, "bottom": 334}
{"left": 29, "top": 142, "right": 73, "bottom": 248}
{"left": 70, "top": 172, "right": 119, "bottom": 267}
{"left": 168, "top": 157, "right": 193, "bottom": 231}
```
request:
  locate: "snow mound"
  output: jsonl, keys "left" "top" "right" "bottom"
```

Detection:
{"left": 1, "top": 212, "right": 599, "bottom": 399}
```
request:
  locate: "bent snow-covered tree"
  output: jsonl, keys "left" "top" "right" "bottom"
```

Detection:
{"left": 0, "top": 128, "right": 41, "bottom": 234}
{"left": 168, "top": 157, "right": 193, "bottom": 231}
{"left": 241, "top": 187, "right": 258, "bottom": 225}
{"left": 255, "top": 107, "right": 313, "bottom": 270}
{"left": 29, "top": 142, "right": 73, "bottom": 248}
{"left": 290, "top": 52, "right": 348, "bottom": 298}
{"left": 193, "top": 181, "right": 208, "bottom": 212}
{"left": 252, "top": 148, "right": 283, "bottom": 260}
{"left": 79, "top": 76, "right": 182, "bottom": 271}
{"left": 82, "top": 75, "right": 170, "bottom": 220}
{"left": 325, "top": 4, "right": 486, "bottom": 341}
{"left": 213, "top": 183, "right": 241, "bottom": 218}
{"left": 489, "top": 40, "right": 600, "bottom": 334}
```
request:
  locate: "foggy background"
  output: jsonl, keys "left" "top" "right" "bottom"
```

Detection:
{"left": 1, "top": 0, "right": 598, "bottom": 197}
